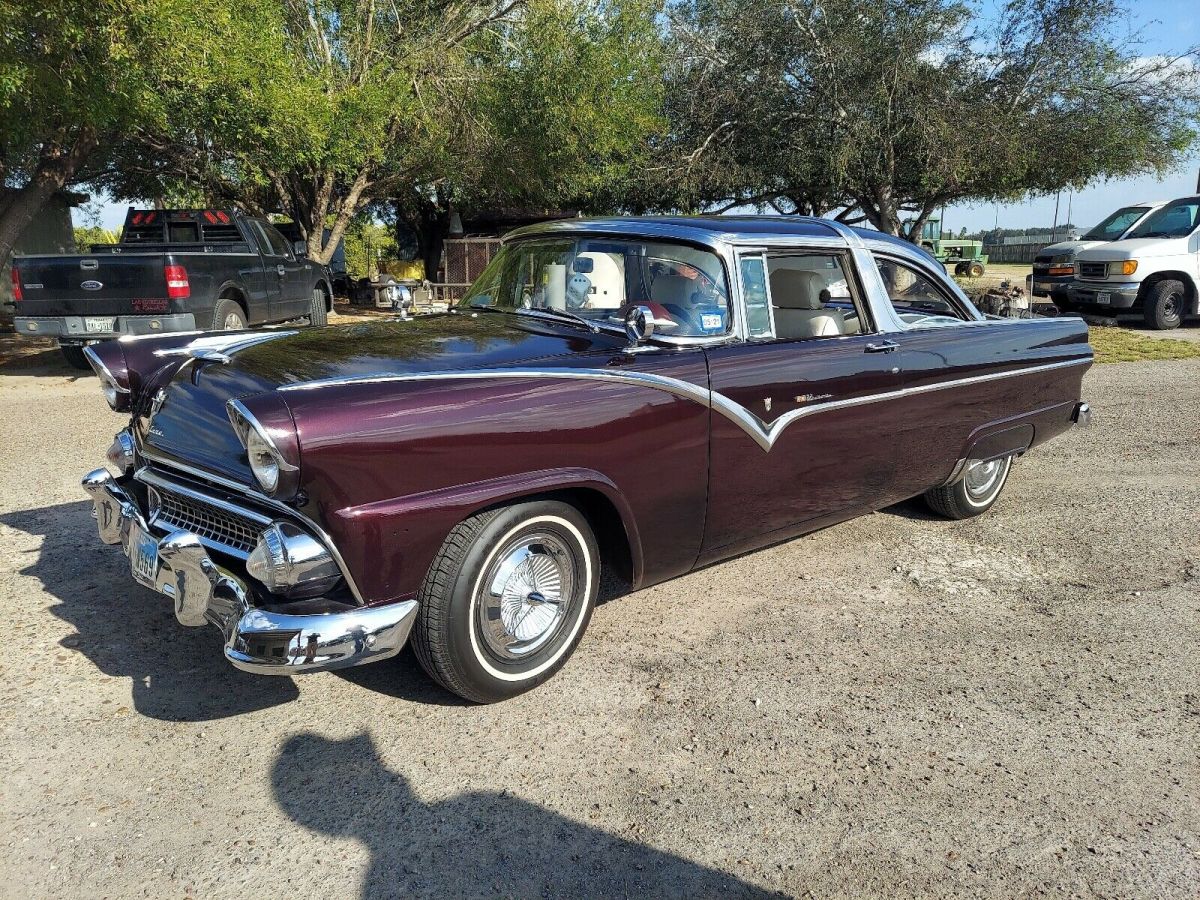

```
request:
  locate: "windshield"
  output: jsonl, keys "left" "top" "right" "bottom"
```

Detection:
{"left": 1082, "top": 206, "right": 1150, "bottom": 241}
{"left": 1126, "top": 199, "right": 1200, "bottom": 239}
{"left": 462, "top": 237, "right": 731, "bottom": 338}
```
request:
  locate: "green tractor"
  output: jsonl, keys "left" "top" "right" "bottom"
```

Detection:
{"left": 911, "top": 218, "right": 987, "bottom": 278}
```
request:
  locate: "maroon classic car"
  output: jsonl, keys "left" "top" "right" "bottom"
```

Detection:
{"left": 82, "top": 217, "right": 1093, "bottom": 702}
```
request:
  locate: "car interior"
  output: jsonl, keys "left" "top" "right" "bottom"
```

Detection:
{"left": 765, "top": 254, "right": 863, "bottom": 339}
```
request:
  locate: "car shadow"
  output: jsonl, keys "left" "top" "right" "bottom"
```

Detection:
{"left": 0, "top": 333, "right": 91, "bottom": 377}
{"left": 878, "top": 497, "right": 940, "bottom": 522}
{"left": 273, "top": 731, "right": 783, "bottom": 899}
{"left": 2, "top": 500, "right": 300, "bottom": 721}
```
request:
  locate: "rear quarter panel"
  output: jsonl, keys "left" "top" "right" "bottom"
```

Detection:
{"left": 887, "top": 316, "right": 1092, "bottom": 501}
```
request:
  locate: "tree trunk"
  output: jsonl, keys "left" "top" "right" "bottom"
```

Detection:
{"left": 0, "top": 128, "right": 99, "bottom": 268}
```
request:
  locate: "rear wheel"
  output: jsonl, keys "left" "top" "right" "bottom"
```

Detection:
{"left": 954, "top": 262, "right": 968, "bottom": 276}
{"left": 308, "top": 286, "right": 328, "bottom": 327}
{"left": 923, "top": 454, "right": 1014, "bottom": 520}
{"left": 1142, "top": 279, "right": 1184, "bottom": 330}
{"left": 59, "top": 344, "right": 91, "bottom": 370}
{"left": 212, "top": 298, "right": 247, "bottom": 331}
{"left": 411, "top": 500, "right": 599, "bottom": 703}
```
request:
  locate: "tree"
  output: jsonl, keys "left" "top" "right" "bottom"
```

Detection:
{"left": 0, "top": 0, "right": 171, "bottom": 266}
{"left": 104, "top": 0, "right": 665, "bottom": 268}
{"left": 663, "top": 0, "right": 1200, "bottom": 238}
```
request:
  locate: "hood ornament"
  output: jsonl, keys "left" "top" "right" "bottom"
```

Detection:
{"left": 154, "top": 330, "right": 299, "bottom": 364}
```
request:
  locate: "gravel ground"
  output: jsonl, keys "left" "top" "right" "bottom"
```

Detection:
{"left": 0, "top": 344, "right": 1197, "bottom": 898}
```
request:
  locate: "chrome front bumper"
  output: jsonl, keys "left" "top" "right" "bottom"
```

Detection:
{"left": 82, "top": 468, "right": 417, "bottom": 675}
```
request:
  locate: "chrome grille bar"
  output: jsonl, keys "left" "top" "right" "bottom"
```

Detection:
{"left": 136, "top": 468, "right": 271, "bottom": 559}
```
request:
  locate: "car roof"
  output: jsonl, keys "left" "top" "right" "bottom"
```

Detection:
{"left": 506, "top": 214, "right": 924, "bottom": 255}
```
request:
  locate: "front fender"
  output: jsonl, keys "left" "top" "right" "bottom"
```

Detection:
{"left": 330, "top": 467, "right": 644, "bottom": 604}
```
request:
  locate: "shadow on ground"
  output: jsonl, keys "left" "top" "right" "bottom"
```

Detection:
{"left": 274, "top": 731, "right": 781, "bottom": 899}
{"left": 2, "top": 500, "right": 300, "bottom": 720}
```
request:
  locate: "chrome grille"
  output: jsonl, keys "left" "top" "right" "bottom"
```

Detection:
{"left": 1079, "top": 261, "right": 1108, "bottom": 279}
{"left": 149, "top": 487, "right": 264, "bottom": 557}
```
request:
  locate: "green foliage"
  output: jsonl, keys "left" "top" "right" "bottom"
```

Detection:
{"left": 73, "top": 225, "right": 121, "bottom": 249}
{"left": 662, "top": 0, "right": 1200, "bottom": 235}
{"left": 342, "top": 219, "right": 397, "bottom": 279}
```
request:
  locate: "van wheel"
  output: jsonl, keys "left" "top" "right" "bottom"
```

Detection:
{"left": 1143, "top": 279, "right": 1184, "bottom": 330}
{"left": 60, "top": 345, "right": 91, "bottom": 370}
{"left": 923, "top": 455, "right": 1013, "bottom": 520}
{"left": 308, "top": 287, "right": 328, "bottom": 327}
{"left": 212, "top": 298, "right": 247, "bottom": 331}
{"left": 411, "top": 500, "right": 599, "bottom": 703}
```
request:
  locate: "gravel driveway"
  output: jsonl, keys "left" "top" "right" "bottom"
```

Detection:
{"left": 1, "top": 344, "right": 1196, "bottom": 898}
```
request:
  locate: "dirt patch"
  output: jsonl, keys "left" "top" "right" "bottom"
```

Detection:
{"left": 0, "top": 343, "right": 1196, "bottom": 897}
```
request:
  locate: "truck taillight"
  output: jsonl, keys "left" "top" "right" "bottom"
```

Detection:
{"left": 10, "top": 265, "right": 22, "bottom": 303}
{"left": 164, "top": 264, "right": 190, "bottom": 299}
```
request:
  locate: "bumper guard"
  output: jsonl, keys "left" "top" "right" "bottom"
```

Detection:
{"left": 82, "top": 468, "right": 417, "bottom": 675}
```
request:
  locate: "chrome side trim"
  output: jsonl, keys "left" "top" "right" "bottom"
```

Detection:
{"left": 82, "top": 345, "right": 130, "bottom": 396}
{"left": 277, "top": 357, "right": 1091, "bottom": 452}
{"left": 134, "top": 447, "right": 367, "bottom": 606}
{"left": 226, "top": 398, "right": 299, "bottom": 472}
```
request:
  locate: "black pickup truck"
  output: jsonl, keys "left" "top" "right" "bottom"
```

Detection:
{"left": 11, "top": 208, "right": 333, "bottom": 368}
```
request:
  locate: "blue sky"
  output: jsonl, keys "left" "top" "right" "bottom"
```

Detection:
{"left": 88, "top": 0, "right": 1198, "bottom": 236}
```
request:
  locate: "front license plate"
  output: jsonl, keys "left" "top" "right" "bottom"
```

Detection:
{"left": 131, "top": 528, "right": 159, "bottom": 588}
{"left": 85, "top": 317, "right": 115, "bottom": 333}
{"left": 1095, "top": 291, "right": 1111, "bottom": 305}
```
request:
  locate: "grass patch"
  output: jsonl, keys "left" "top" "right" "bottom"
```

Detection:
{"left": 1089, "top": 326, "right": 1200, "bottom": 364}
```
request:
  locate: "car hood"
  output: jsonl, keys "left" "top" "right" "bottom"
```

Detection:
{"left": 1038, "top": 240, "right": 1095, "bottom": 259}
{"left": 140, "top": 313, "right": 626, "bottom": 483}
{"left": 1076, "top": 237, "right": 1191, "bottom": 261}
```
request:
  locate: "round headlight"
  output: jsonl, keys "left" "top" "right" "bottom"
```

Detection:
{"left": 102, "top": 382, "right": 121, "bottom": 409}
{"left": 246, "top": 429, "right": 281, "bottom": 493}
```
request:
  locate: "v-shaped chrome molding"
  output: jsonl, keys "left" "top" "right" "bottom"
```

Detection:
{"left": 278, "top": 357, "right": 1089, "bottom": 452}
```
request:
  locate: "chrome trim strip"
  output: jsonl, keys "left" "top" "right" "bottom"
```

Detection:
{"left": 135, "top": 447, "right": 367, "bottom": 606}
{"left": 278, "top": 357, "right": 1091, "bottom": 452}
{"left": 82, "top": 345, "right": 130, "bottom": 395}
{"left": 137, "top": 467, "right": 275, "bottom": 525}
{"left": 226, "top": 398, "right": 300, "bottom": 472}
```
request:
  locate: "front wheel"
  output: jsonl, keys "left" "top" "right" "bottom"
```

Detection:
{"left": 411, "top": 500, "right": 599, "bottom": 703}
{"left": 967, "top": 261, "right": 985, "bottom": 278}
{"left": 1143, "top": 279, "right": 1184, "bottom": 330}
{"left": 923, "top": 454, "right": 1014, "bottom": 520}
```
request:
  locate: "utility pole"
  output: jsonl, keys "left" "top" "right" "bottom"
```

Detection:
{"left": 1052, "top": 191, "right": 1061, "bottom": 234}
{"left": 1196, "top": 166, "right": 1199, "bottom": 193}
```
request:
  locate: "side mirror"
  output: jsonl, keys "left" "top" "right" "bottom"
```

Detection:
{"left": 624, "top": 305, "right": 655, "bottom": 344}
{"left": 292, "top": 240, "right": 307, "bottom": 257}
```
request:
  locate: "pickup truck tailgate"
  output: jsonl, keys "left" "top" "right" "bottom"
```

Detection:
{"left": 13, "top": 253, "right": 170, "bottom": 316}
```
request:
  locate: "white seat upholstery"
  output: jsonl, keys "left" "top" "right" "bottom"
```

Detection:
{"left": 769, "top": 269, "right": 844, "bottom": 339}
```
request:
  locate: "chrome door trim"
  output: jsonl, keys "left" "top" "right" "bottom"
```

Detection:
{"left": 279, "top": 357, "right": 1091, "bottom": 452}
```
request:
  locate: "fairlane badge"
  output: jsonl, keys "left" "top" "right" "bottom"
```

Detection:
{"left": 81, "top": 280, "right": 104, "bottom": 291}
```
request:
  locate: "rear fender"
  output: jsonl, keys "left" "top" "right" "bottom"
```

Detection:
{"left": 941, "top": 404, "right": 1071, "bottom": 486}
{"left": 328, "top": 467, "right": 643, "bottom": 604}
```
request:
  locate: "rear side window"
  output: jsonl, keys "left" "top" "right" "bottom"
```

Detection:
{"left": 874, "top": 256, "right": 971, "bottom": 327}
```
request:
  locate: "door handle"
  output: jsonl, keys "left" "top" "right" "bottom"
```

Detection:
{"left": 865, "top": 340, "right": 899, "bottom": 353}
{"left": 276, "top": 264, "right": 286, "bottom": 276}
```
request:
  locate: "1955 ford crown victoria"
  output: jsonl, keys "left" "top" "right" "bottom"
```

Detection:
{"left": 81, "top": 216, "right": 1093, "bottom": 702}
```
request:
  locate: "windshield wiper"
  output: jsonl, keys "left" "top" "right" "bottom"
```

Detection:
{"left": 515, "top": 307, "right": 602, "bottom": 334}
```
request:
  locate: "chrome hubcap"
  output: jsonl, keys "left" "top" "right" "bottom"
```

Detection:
{"left": 478, "top": 533, "right": 577, "bottom": 660}
{"left": 964, "top": 458, "right": 1004, "bottom": 499}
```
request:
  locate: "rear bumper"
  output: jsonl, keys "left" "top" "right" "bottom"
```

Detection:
{"left": 1067, "top": 282, "right": 1139, "bottom": 310}
{"left": 81, "top": 468, "right": 417, "bottom": 675}
{"left": 14, "top": 313, "right": 196, "bottom": 341}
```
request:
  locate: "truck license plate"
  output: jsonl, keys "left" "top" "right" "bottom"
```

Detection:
{"left": 131, "top": 527, "right": 159, "bottom": 588}
{"left": 85, "top": 317, "right": 115, "bottom": 333}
